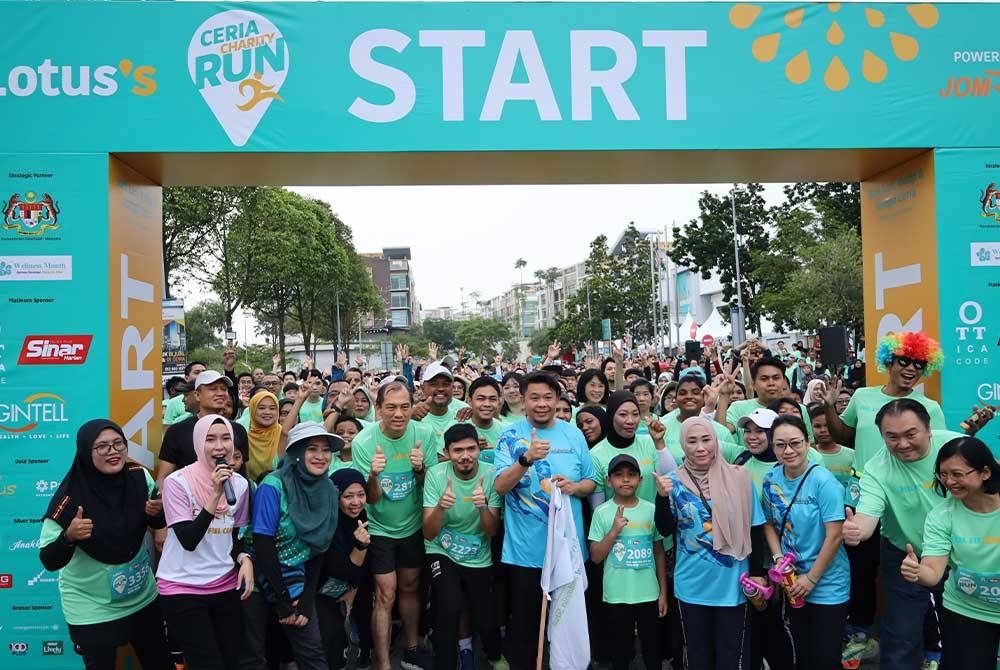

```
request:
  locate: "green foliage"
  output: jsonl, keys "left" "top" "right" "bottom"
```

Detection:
{"left": 422, "top": 318, "right": 459, "bottom": 352}
{"left": 187, "top": 344, "right": 277, "bottom": 373}
{"left": 184, "top": 300, "right": 227, "bottom": 352}
{"left": 529, "top": 327, "right": 556, "bottom": 356}
{"left": 501, "top": 339, "right": 520, "bottom": 361}
{"left": 456, "top": 317, "right": 514, "bottom": 356}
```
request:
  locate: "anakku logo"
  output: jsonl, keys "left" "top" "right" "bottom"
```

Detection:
{"left": 0, "top": 392, "right": 68, "bottom": 434}
{"left": 18, "top": 335, "right": 92, "bottom": 365}
{"left": 2, "top": 191, "right": 59, "bottom": 237}
{"left": 189, "top": 10, "right": 289, "bottom": 147}
{"left": 0, "top": 59, "right": 156, "bottom": 97}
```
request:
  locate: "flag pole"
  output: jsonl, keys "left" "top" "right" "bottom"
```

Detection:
{"left": 536, "top": 594, "right": 549, "bottom": 670}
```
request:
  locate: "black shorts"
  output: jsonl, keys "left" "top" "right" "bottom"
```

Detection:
{"left": 368, "top": 530, "right": 425, "bottom": 575}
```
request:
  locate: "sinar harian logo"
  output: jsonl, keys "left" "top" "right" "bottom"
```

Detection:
{"left": 188, "top": 10, "right": 290, "bottom": 147}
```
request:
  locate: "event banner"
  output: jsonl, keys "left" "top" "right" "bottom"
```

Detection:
{"left": 860, "top": 151, "right": 941, "bottom": 401}
{"left": 0, "top": 154, "right": 110, "bottom": 666}
{"left": 162, "top": 299, "right": 187, "bottom": 377}
{"left": 934, "top": 148, "right": 1000, "bottom": 446}
{"left": 0, "top": 2, "right": 998, "bottom": 153}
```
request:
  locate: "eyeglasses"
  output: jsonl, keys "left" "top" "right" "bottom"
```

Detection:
{"left": 93, "top": 438, "right": 127, "bottom": 456}
{"left": 935, "top": 469, "right": 977, "bottom": 483}
{"left": 772, "top": 439, "right": 806, "bottom": 451}
{"left": 893, "top": 356, "right": 927, "bottom": 371}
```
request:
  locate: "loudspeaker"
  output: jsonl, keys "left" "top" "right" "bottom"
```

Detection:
{"left": 685, "top": 340, "right": 702, "bottom": 361}
{"left": 818, "top": 326, "right": 849, "bottom": 366}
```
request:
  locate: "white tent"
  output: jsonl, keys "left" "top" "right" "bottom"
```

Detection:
{"left": 679, "top": 314, "right": 698, "bottom": 342}
{"left": 696, "top": 309, "right": 731, "bottom": 342}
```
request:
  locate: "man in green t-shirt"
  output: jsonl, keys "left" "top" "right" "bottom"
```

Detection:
{"left": 351, "top": 381, "right": 437, "bottom": 670}
{"left": 461, "top": 377, "right": 507, "bottom": 464}
{"left": 162, "top": 360, "right": 206, "bottom": 425}
{"left": 423, "top": 423, "right": 507, "bottom": 670}
{"left": 411, "top": 362, "right": 471, "bottom": 457}
{"left": 842, "top": 398, "right": 964, "bottom": 670}
{"left": 719, "top": 356, "right": 814, "bottom": 444}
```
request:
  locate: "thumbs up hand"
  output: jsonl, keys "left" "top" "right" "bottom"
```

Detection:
{"left": 527, "top": 428, "right": 550, "bottom": 463}
{"left": 471, "top": 477, "right": 487, "bottom": 508}
{"left": 438, "top": 477, "right": 456, "bottom": 510}
{"left": 409, "top": 441, "right": 425, "bottom": 473}
{"left": 655, "top": 473, "right": 674, "bottom": 498}
{"left": 900, "top": 543, "right": 921, "bottom": 583}
{"left": 842, "top": 507, "right": 861, "bottom": 546}
{"left": 66, "top": 506, "right": 93, "bottom": 543}
{"left": 612, "top": 504, "right": 629, "bottom": 535}
{"left": 371, "top": 445, "right": 387, "bottom": 476}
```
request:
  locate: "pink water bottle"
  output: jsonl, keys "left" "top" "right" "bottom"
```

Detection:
{"left": 739, "top": 572, "right": 774, "bottom": 610}
{"left": 768, "top": 551, "right": 805, "bottom": 608}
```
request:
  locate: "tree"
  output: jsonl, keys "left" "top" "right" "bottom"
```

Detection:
{"left": 553, "top": 235, "right": 617, "bottom": 346}
{"left": 783, "top": 182, "right": 861, "bottom": 234}
{"left": 669, "top": 184, "right": 772, "bottom": 334}
{"left": 184, "top": 300, "right": 227, "bottom": 352}
{"left": 612, "top": 224, "right": 658, "bottom": 340}
{"left": 422, "top": 318, "right": 459, "bottom": 352}
{"left": 162, "top": 188, "right": 218, "bottom": 298}
{"left": 514, "top": 258, "right": 527, "bottom": 334}
{"left": 529, "top": 327, "right": 556, "bottom": 356}
{"left": 456, "top": 317, "right": 513, "bottom": 356}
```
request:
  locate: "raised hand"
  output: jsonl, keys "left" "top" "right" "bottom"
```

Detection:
{"left": 612, "top": 504, "right": 628, "bottom": 534}
{"left": 355, "top": 353, "right": 364, "bottom": 367}
{"left": 354, "top": 520, "right": 370, "bottom": 546}
{"left": 654, "top": 474, "right": 673, "bottom": 497}
{"left": 371, "top": 445, "right": 387, "bottom": 476}
{"left": 303, "top": 354, "right": 314, "bottom": 370}
{"left": 272, "top": 353, "right": 281, "bottom": 366}
{"left": 647, "top": 416, "right": 666, "bottom": 442}
{"left": 222, "top": 348, "right": 236, "bottom": 371}
{"left": 900, "top": 543, "right": 921, "bottom": 583}
{"left": 526, "top": 428, "right": 550, "bottom": 463}
{"left": 65, "top": 506, "right": 93, "bottom": 543}
{"left": 821, "top": 377, "right": 843, "bottom": 409}
{"left": 842, "top": 507, "right": 861, "bottom": 546}
{"left": 438, "top": 477, "right": 456, "bottom": 510}
{"left": 411, "top": 403, "right": 430, "bottom": 420}
{"left": 471, "top": 477, "right": 487, "bottom": 508}
{"left": 336, "top": 350, "right": 347, "bottom": 369}
{"left": 211, "top": 461, "right": 233, "bottom": 496}
{"left": 409, "top": 441, "right": 425, "bottom": 472}
{"left": 547, "top": 340, "right": 562, "bottom": 360}
{"left": 428, "top": 342, "right": 439, "bottom": 361}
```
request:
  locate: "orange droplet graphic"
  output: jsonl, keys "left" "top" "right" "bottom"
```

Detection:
{"left": 890, "top": 32, "right": 919, "bottom": 61}
{"left": 785, "top": 50, "right": 811, "bottom": 84}
{"left": 118, "top": 59, "right": 133, "bottom": 76}
{"left": 828, "top": 2, "right": 841, "bottom": 12}
{"left": 862, "top": 50, "right": 888, "bottom": 83}
{"left": 827, "top": 20, "right": 845, "bottom": 45}
{"left": 730, "top": 4, "right": 762, "bottom": 29}
{"left": 785, "top": 8, "right": 804, "bottom": 29}
{"left": 752, "top": 33, "right": 781, "bottom": 62}
{"left": 824, "top": 56, "right": 849, "bottom": 91}
{"left": 906, "top": 4, "right": 939, "bottom": 29}
{"left": 865, "top": 8, "right": 885, "bottom": 28}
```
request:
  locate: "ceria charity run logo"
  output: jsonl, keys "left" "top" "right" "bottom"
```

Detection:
{"left": 189, "top": 10, "right": 290, "bottom": 147}
{"left": 2, "top": 191, "right": 58, "bottom": 237}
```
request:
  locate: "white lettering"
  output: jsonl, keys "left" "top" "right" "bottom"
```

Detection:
{"left": 121, "top": 326, "right": 154, "bottom": 390}
{"left": 873, "top": 252, "right": 921, "bottom": 310}
{"left": 120, "top": 399, "right": 155, "bottom": 468}
{"left": 570, "top": 30, "right": 638, "bottom": 121}
{"left": 642, "top": 30, "right": 707, "bottom": 120}
{"left": 348, "top": 29, "right": 416, "bottom": 123}
{"left": 419, "top": 30, "right": 486, "bottom": 122}
{"left": 481, "top": 31, "right": 561, "bottom": 121}
{"left": 120, "top": 254, "right": 154, "bottom": 319}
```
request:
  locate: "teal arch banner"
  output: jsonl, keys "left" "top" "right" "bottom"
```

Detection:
{"left": 0, "top": 2, "right": 997, "bottom": 152}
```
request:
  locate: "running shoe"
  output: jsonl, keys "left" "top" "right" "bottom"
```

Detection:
{"left": 920, "top": 655, "right": 940, "bottom": 670}
{"left": 355, "top": 648, "right": 372, "bottom": 670}
{"left": 489, "top": 656, "right": 510, "bottom": 670}
{"left": 402, "top": 646, "right": 434, "bottom": 670}
{"left": 842, "top": 632, "right": 878, "bottom": 669}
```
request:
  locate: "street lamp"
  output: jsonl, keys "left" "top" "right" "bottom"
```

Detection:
{"left": 730, "top": 185, "right": 747, "bottom": 345}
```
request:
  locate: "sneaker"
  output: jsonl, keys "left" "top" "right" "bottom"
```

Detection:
{"left": 842, "top": 633, "right": 878, "bottom": 669}
{"left": 402, "top": 647, "right": 434, "bottom": 670}
{"left": 920, "top": 655, "right": 940, "bottom": 670}
{"left": 459, "top": 648, "right": 475, "bottom": 670}
{"left": 489, "top": 656, "right": 510, "bottom": 670}
{"left": 355, "top": 649, "right": 372, "bottom": 670}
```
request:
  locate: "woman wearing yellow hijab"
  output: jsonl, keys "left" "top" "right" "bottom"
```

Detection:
{"left": 247, "top": 391, "right": 285, "bottom": 481}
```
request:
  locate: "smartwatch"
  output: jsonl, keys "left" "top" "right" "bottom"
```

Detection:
{"left": 518, "top": 454, "right": 532, "bottom": 468}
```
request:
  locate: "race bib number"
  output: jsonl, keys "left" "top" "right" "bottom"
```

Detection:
{"left": 319, "top": 577, "right": 350, "bottom": 600}
{"left": 955, "top": 567, "right": 1000, "bottom": 605}
{"left": 107, "top": 551, "right": 151, "bottom": 602}
{"left": 844, "top": 476, "right": 861, "bottom": 508}
{"left": 379, "top": 471, "right": 416, "bottom": 502}
{"left": 610, "top": 536, "right": 654, "bottom": 570}
{"left": 438, "top": 529, "right": 482, "bottom": 561}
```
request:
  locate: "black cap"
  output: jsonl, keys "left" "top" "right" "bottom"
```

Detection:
{"left": 175, "top": 381, "right": 195, "bottom": 393}
{"left": 607, "top": 454, "right": 640, "bottom": 476}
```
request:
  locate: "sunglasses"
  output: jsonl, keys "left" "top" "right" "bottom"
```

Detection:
{"left": 893, "top": 356, "right": 927, "bottom": 371}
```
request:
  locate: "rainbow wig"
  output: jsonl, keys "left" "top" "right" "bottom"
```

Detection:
{"left": 875, "top": 332, "right": 944, "bottom": 376}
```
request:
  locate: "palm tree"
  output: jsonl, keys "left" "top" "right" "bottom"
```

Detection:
{"left": 514, "top": 258, "right": 527, "bottom": 336}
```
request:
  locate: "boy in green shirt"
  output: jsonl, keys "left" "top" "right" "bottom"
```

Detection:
{"left": 588, "top": 454, "right": 667, "bottom": 670}
{"left": 423, "top": 423, "right": 508, "bottom": 670}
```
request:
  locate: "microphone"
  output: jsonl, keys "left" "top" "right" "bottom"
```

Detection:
{"left": 215, "top": 457, "right": 237, "bottom": 506}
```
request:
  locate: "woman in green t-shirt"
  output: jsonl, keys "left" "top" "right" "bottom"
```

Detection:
{"left": 901, "top": 436, "right": 1000, "bottom": 669}
{"left": 39, "top": 419, "right": 171, "bottom": 670}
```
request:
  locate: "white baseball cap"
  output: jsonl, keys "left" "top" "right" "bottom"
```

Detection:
{"left": 737, "top": 408, "right": 779, "bottom": 430}
{"left": 195, "top": 370, "right": 233, "bottom": 389}
{"left": 422, "top": 362, "right": 454, "bottom": 382}
{"left": 287, "top": 421, "right": 345, "bottom": 453}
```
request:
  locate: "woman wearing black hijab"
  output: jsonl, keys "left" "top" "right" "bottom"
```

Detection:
{"left": 576, "top": 405, "right": 607, "bottom": 448}
{"left": 39, "top": 419, "right": 171, "bottom": 670}
{"left": 317, "top": 468, "right": 372, "bottom": 670}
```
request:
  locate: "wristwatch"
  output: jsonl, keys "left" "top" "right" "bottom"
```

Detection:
{"left": 518, "top": 454, "right": 532, "bottom": 468}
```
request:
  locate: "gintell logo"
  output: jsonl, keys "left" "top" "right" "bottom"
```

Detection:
{"left": 18, "top": 335, "right": 92, "bottom": 365}
{"left": 0, "top": 59, "right": 156, "bottom": 97}
{"left": 0, "top": 392, "right": 67, "bottom": 433}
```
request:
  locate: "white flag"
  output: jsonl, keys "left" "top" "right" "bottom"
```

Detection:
{"left": 540, "top": 487, "right": 590, "bottom": 670}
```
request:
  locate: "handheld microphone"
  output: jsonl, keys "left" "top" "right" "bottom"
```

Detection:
{"left": 215, "top": 457, "right": 238, "bottom": 506}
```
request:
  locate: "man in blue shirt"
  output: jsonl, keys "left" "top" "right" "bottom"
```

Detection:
{"left": 494, "top": 372, "right": 599, "bottom": 670}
